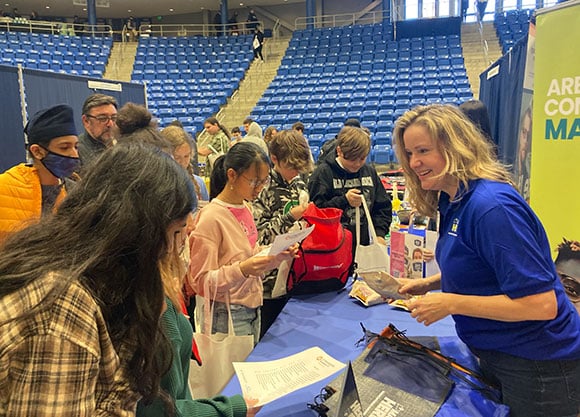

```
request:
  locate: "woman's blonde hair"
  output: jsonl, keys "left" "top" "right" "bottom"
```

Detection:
{"left": 160, "top": 125, "right": 202, "bottom": 199}
{"left": 336, "top": 126, "right": 371, "bottom": 160}
{"left": 393, "top": 104, "right": 513, "bottom": 217}
{"left": 159, "top": 240, "right": 188, "bottom": 311}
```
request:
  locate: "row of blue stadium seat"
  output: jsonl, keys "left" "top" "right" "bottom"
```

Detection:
{"left": 263, "top": 80, "right": 470, "bottom": 95}
{"left": 267, "top": 79, "right": 470, "bottom": 92}
{"left": 149, "top": 98, "right": 224, "bottom": 107}
{"left": 268, "top": 79, "right": 470, "bottom": 91}
{"left": 134, "top": 61, "right": 249, "bottom": 71}
{"left": 146, "top": 83, "right": 236, "bottom": 93}
{"left": 0, "top": 56, "right": 104, "bottom": 76}
{"left": 278, "top": 60, "right": 465, "bottom": 74}
{"left": 271, "top": 69, "right": 468, "bottom": 82}
{"left": 252, "top": 97, "right": 471, "bottom": 125}
{"left": 256, "top": 90, "right": 473, "bottom": 110}
{"left": 0, "top": 42, "right": 110, "bottom": 56}
{"left": 0, "top": 31, "right": 111, "bottom": 44}
{"left": 294, "top": 24, "right": 391, "bottom": 37}
{"left": 1, "top": 50, "right": 108, "bottom": 64}
{"left": 137, "top": 44, "right": 249, "bottom": 54}
{"left": 282, "top": 52, "right": 464, "bottom": 66}
{"left": 140, "top": 34, "right": 253, "bottom": 46}
{"left": 133, "top": 70, "right": 244, "bottom": 82}
{"left": 290, "top": 36, "right": 460, "bottom": 50}
{"left": 1, "top": 59, "right": 105, "bottom": 76}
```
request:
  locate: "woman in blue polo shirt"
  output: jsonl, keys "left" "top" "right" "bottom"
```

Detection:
{"left": 393, "top": 104, "right": 580, "bottom": 417}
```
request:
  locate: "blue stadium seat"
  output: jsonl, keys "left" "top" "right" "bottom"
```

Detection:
{"left": 310, "top": 145, "right": 320, "bottom": 161}
{"left": 372, "top": 144, "right": 392, "bottom": 164}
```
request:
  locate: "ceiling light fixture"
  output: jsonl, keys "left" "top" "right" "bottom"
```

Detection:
{"left": 45, "top": 5, "right": 50, "bottom": 8}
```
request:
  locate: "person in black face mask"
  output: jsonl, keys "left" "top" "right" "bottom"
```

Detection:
{"left": 0, "top": 104, "right": 79, "bottom": 243}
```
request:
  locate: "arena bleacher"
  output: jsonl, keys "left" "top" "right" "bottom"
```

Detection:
{"left": 132, "top": 34, "right": 254, "bottom": 136}
{"left": 0, "top": 31, "right": 110, "bottom": 76}
{"left": 249, "top": 23, "right": 473, "bottom": 164}
{"left": 0, "top": 8, "right": 536, "bottom": 164}
{"left": 494, "top": 9, "right": 533, "bottom": 54}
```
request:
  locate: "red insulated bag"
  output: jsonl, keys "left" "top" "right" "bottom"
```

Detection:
{"left": 287, "top": 203, "right": 353, "bottom": 295}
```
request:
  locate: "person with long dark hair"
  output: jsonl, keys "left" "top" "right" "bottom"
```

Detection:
{"left": 0, "top": 142, "right": 195, "bottom": 415}
{"left": 197, "top": 117, "right": 231, "bottom": 174}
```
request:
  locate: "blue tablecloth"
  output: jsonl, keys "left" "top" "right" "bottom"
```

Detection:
{"left": 222, "top": 290, "right": 509, "bottom": 417}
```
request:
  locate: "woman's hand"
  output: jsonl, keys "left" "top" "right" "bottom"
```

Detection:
{"left": 398, "top": 274, "right": 440, "bottom": 296}
{"left": 406, "top": 292, "right": 454, "bottom": 326}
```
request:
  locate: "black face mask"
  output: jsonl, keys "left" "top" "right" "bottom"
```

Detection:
{"left": 40, "top": 147, "right": 80, "bottom": 179}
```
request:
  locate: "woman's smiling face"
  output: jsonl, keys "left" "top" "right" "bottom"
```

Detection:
{"left": 403, "top": 123, "right": 457, "bottom": 198}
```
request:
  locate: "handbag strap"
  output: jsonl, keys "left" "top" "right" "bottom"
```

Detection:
{"left": 355, "top": 197, "right": 379, "bottom": 246}
{"left": 202, "top": 275, "right": 236, "bottom": 335}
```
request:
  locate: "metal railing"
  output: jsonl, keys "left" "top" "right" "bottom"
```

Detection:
{"left": 0, "top": 17, "right": 112, "bottom": 37}
{"left": 272, "top": 19, "right": 281, "bottom": 40}
{"left": 139, "top": 21, "right": 264, "bottom": 38}
{"left": 294, "top": 11, "right": 389, "bottom": 30}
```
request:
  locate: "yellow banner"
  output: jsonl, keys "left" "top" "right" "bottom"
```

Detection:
{"left": 531, "top": 1, "right": 580, "bottom": 251}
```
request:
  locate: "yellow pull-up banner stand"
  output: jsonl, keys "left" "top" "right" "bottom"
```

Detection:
{"left": 532, "top": 0, "right": 580, "bottom": 251}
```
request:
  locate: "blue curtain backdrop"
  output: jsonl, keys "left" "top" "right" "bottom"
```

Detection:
{"left": 479, "top": 36, "right": 527, "bottom": 166}
{"left": 0, "top": 65, "right": 26, "bottom": 172}
{"left": 23, "top": 69, "right": 146, "bottom": 137}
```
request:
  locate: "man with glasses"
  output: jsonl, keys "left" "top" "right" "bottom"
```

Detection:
{"left": 78, "top": 94, "right": 118, "bottom": 167}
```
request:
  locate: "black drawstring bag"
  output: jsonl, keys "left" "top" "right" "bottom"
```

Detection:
{"left": 309, "top": 323, "right": 502, "bottom": 417}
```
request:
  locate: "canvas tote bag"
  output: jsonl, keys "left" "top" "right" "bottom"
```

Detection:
{"left": 354, "top": 198, "right": 389, "bottom": 274}
{"left": 188, "top": 278, "right": 254, "bottom": 398}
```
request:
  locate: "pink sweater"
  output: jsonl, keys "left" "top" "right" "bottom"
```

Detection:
{"left": 188, "top": 200, "right": 263, "bottom": 309}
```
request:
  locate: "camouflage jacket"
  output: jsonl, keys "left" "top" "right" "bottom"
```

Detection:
{"left": 253, "top": 169, "right": 308, "bottom": 297}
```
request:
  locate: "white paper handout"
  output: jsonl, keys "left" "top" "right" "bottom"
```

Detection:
{"left": 255, "top": 225, "right": 315, "bottom": 257}
{"left": 233, "top": 346, "right": 345, "bottom": 407}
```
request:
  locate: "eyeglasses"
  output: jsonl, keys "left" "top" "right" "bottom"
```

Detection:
{"left": 240, "top": 174, "right": 270, "bottom": 188}
{"left": 86, "top": 114, "right": 118, "bottom": 123}
{"left": 559, "top": 273, "right": 580, "bottom": 300}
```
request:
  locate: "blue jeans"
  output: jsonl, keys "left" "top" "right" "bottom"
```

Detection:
{"left": 473, "top": 348, "right": 580, "bottom": 417}
{"left": 211, "top": 301, "right": 260, "bottom": 345}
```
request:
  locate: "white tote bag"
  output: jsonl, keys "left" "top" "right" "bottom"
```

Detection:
{"left": 188, "top": 279, "right": 254, "bottom": 399}
{"left": 354, "top": 198, "right": 389, "bottom": 274}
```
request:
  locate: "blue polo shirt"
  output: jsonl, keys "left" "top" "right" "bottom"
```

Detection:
{"left": 437, "top": 179, "right": 580, "bottom": 360}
